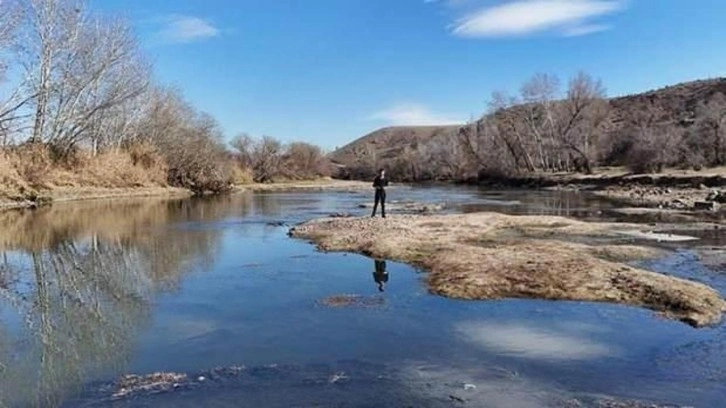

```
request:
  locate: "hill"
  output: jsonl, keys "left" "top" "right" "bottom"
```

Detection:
{"left": 330, "top": 77, "right": 726, "bottom": 181}
{"left": 329, "top": 125, "right": 459, "bottom": 177}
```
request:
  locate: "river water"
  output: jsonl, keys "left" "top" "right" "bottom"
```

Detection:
{"left": 0, "top": 186, "right": 724, "bottom": 407}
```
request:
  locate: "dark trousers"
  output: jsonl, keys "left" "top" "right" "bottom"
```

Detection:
{"left": 372, "top": 189, "right": 386, "bottom": 217}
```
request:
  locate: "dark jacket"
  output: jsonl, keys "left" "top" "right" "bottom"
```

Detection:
{"left": 373, "top": 175, "right": 388, "bottom": 190}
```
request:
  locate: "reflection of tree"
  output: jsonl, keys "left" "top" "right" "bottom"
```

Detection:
{"left": 0, "top": 195, "right": 253, "bottom": 407}
{"left": 0, "top": 242, "right": 152, "bottom": 407}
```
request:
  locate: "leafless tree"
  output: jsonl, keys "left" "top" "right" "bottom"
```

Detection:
{"left": 554, "top": 71, "right": 609, "bottom": 173}
{"left": 621, "top": 99, "right": 682, "bottom": 173}
{"left": 250, "top": 136, "right": 283, "bottom": 183}
{"left": 2, "top": 0, "right": 147, "bottom": 155}
{"left": 489, "top": 91, "right": 536, "bottom": 172}
{"left": 283, "top": 141, "right": 329, "bottom": 179}
{"left": 520, "top": 73, "right": 560, "bottom": 170}
{"left": 695, "top": 92, "right": 726, "bottom": 166}
{"left": 230, "top": 133, "right": 254, "bottom": 168}
{"left": 0, "top": 0, "right": 25, "bottom": 144}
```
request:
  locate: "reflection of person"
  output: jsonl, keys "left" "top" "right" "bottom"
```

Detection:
{"left": 371, "top": 168, "right": 388, "bottom": 218}
{"left": 372, "top": 259, "right": 389, "bottom": 292}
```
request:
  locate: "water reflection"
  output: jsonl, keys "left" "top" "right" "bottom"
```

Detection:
{"left": 372, "top": 259, "right": 389, "bottom": 292}
{"left": 456, "top": 321, "right": 617, "bottom": 362}
{"left": 0, "top": 188, "right": 721, "bottom": 407}
{"left": 461, "top": 190, "right": 616, "bottom": 220}
{"left": 0, "top": 194, "right": 283, "bottom": 407}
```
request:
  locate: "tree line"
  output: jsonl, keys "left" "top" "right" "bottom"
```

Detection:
{"left": 0, "top": 0, "right": 330, "bottom": 197}
{"left": 346, "top": 73, "right": 726, "bottom": 182}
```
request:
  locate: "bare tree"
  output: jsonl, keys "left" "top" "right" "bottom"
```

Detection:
{"left": 621, "top": 99, "right": 682, "bottom": 173}
{"left": 250, "top": 136, "right": 283, "bottom": 183}
{"left": 56, "top": 17, "right": 150, "bottom": 155}
{"left": 230, "top": 132, "right": 254, "bottom": 169}
{"left": 7, "top": 0, "right": 148, "bottom": 154}
{"left": 489, "top": 91, "right": 536, "bottom": 172}
{"left": 0, "top": 0, "right": 25, "bottom": 144}
{"left": 555, "top": 72, "right": 609, "bottom": 173}
{"left": 283, "top": 142, "right": 328, "bottom": 179}
{"left": 696, "top": 92, "right": 726, "bottom": 166}
{"left": 520, "top": 73, "right": 560, "bottom": 170}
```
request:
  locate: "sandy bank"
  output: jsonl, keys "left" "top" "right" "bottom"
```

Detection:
{"left": 234, "top": 179, "right": 376, "bottom": 193}
{"left": 289, "top": 213, "right": 726, "bottom": 327}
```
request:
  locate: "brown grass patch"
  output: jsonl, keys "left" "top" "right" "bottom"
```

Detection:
{"left": 318, "top": 294, "right": 385, "bottom": 308}
{"left": 290, "top": 213, "right": 726, "bottom": 327}
{"left": 0, "top": 145, "right": 168, "bottom": 202}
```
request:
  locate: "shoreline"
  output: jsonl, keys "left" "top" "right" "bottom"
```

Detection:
{"left": 289, "top": 213, "right": 726, "bottom": 327}
{"left": 233, "top": 179, "right": 374, "bottom": 193}
{"left": 0, "top": 186, "right": 192, "bottom": 212}
{"left": 476, "top": 168, "right": 726, "bottom": 211}
{"left": 476, "top": 168, "right": 726, "bottom": 189}
{"left": 0, "top": 179, "right": 377, "bottom": 213}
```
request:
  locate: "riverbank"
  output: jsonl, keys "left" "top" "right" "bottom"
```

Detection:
{"left": 480, "top": 167, "right": 726, "bottom": 189}
{"left": 234, "top": 179, "right": 373, "bottom": 193}
{"left": 478, "top": 167, "right": 726, "bottom": 215}
{"left": 0, "top": 186, "right": 192, "bottom": 212}
{"left": 289, "top": 213, "right": 726, "bottom": 327}
{"left": 0, "top": 179, "right": 376, "bottom": 213}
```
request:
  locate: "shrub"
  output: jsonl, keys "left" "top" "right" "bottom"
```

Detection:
{"left": 12, "top": 143, "right": 53, "bottom": 187}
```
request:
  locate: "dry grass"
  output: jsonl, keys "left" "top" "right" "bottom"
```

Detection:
{"left": 50, "top": 149, "right": 167, "bottom": 188}
{"left": 0, "top": 150, "right": 33, "bottom": 200}
{"left": 318, "top": 294, "right": 385, "bottom": 308}
{"left": 230, "top": 165, "right": 254, "bottom": 184}
{"left": 290, "top": 213, "right": 726, "bottom": 327}
{"left": 0, "top": 144, "right": 168, "bottom": 202}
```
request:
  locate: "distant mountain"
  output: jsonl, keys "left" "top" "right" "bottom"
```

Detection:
{"left": 330, "top": 77, "right": 726, "bottom": 179}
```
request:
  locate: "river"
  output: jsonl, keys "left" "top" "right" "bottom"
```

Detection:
{"left": 0, "top": 185, "right": 724, "bottom": 407}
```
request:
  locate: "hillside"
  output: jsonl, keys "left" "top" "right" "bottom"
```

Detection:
{"left": 330, "top": 77, "right": 726, "bottom": 180}
{"left": 330, "top": 125, "right": 459, "bottom": 165}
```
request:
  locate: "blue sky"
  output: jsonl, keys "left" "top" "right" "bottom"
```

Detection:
{"left": 93, "top": 0, "right": 726, "bottom": 150}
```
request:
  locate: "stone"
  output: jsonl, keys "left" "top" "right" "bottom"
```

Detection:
{"left": 670, "top": 199, "right": 688, "bottom": 209}
{"left": 694, "top": 201, "right": 719, "bottom": 211}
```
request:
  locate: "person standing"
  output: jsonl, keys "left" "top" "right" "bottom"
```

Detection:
{"left": 371, "top": 168, "right": 388, "bottom": 218}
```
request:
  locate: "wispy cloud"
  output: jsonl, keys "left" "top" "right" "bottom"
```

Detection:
{"left": 370, "top": 103, "right": 463, "bottom": 126}
{"left": 451, "top": 0, "right": 626, "bottom": 38}
{"left": 156, "top": 15, "right": 220, "bottom": 44}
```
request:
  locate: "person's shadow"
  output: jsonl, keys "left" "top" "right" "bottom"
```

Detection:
{"left": 372, "top": 259, "right": 389, "bottom": 292}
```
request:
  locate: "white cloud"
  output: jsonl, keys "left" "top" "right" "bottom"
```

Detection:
{"left": 452, "top": 0, "right": 625, "bottom": 38}
{"left": 370, "top": 103, "right": 463, "bottom": 126}
{"left": 157, "top": 15, "right": 220, "bottom": 44}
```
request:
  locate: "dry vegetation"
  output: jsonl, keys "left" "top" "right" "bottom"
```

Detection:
{"left": 231, "top": 134, "right": 331, "bottom": 183}
{"left": 331, "top": 75, "right": 726, "bottom": 183}
{"left": 0, "top": 0, "right": 330, "bottom": 205}
{"left": 290, "top": 213, "right": 726, "bottom": 327}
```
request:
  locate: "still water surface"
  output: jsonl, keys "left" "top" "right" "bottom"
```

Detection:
{"left": 0, "top": 186, "right": 724, "bottom": 407}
